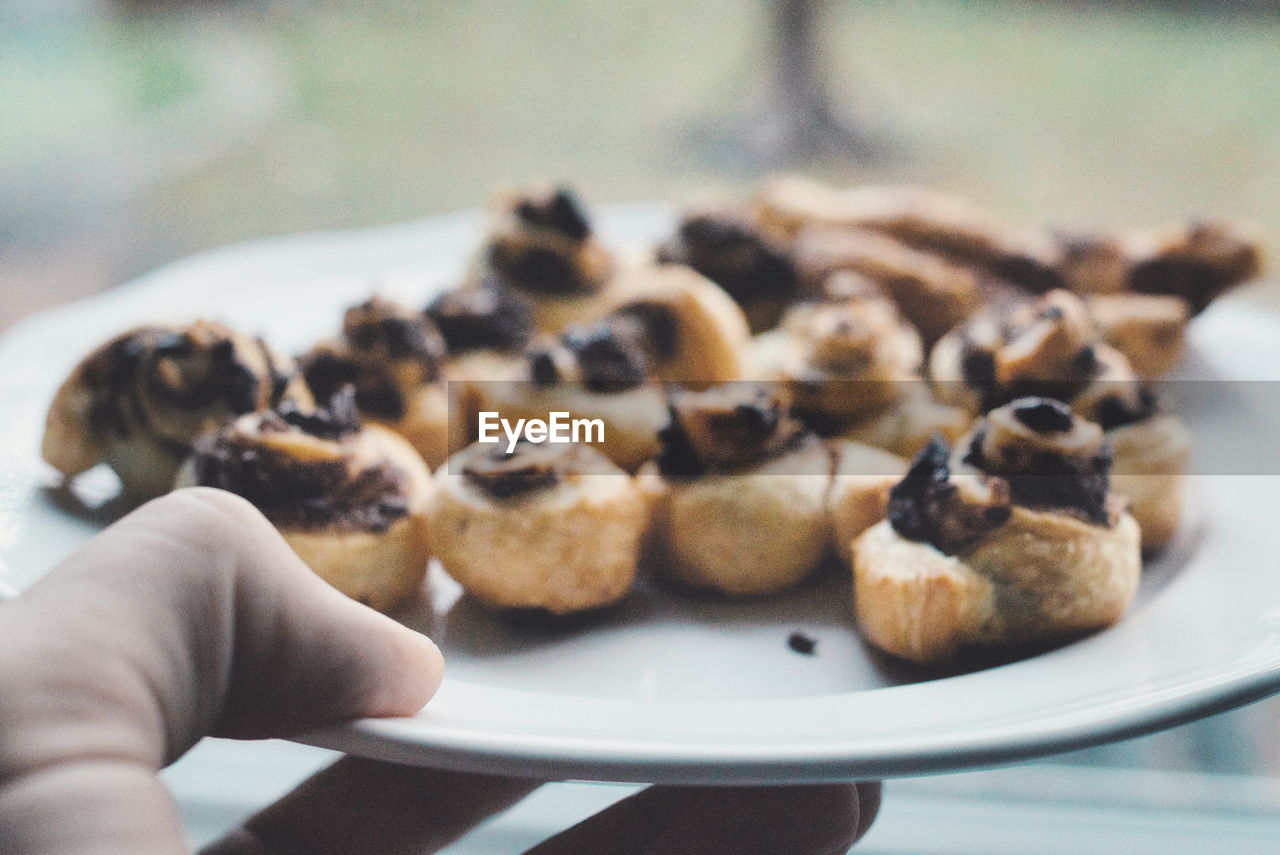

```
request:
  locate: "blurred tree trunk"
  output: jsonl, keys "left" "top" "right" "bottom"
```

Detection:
{"left": 741, "top": 0, "right": 880, "bottom": 164}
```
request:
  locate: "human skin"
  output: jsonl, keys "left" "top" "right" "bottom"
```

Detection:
{"left": 0, "top": 487, "right": 878, "bottom": 855}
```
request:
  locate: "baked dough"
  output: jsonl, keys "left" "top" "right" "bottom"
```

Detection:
{"left": 43, "top": 319, "right": 311, "bottom": 500}
{"left": 429, "top": 441, "right": 647, "bottom": 614}
{"left": 299, "top": 295, "right": 455, "bottom": 469}
{"left": 176, "top": 390, "right": 434, "bottom": 613}
{"left": 637, "top": 384, "right": 833, "bottom": 596}
{"left": 851, "top": 398, "right": 1141, "bottom": 665}
{"left": 472, "top": 186, "right": 618, "bottom": 334}
{"left": 826, "top": 440, "right": 907, "bottom": 564}
{"left": 656, "top": 205, "right": 802, "bottom": 332}
{"left": 929, "top": 289, "right": 1189, "bottom": 548}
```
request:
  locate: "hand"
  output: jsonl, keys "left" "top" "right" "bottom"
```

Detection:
{"left": 0, "top": 488, "right": 879, "bottom": 854}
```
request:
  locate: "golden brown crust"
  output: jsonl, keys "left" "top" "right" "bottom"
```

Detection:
{"left": 1086, "top": 293, "right": 1188, "bottom": 380}
{"left": 826, "top": 441, "right": 907, "bottom": 564}
{"left": 853, "top": 507, "right": 1140, "bottom": 664}
{"left": 1108, "top": 413, "right": 1192, "bottom": 550}
{"left": 638, "top": 438, "right": 834, "bottom": 596}
{"left": 429, "top": 442, "right": 647, "bottom": 613}
{"left": 299, "top": 296, "right": 453, "bottom": 468}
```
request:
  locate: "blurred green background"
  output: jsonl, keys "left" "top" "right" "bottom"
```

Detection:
{"left": 3, "top": 0, "right": 1277, "bottom": 330}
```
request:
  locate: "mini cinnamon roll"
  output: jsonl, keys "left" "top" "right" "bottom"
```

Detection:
{"left": 471, "top": 317, "right": 669, "bottom": 472}
{"left": 299, "top": 296, "right": 454, "bottom": 468}
{"left": 606, "top": 263, "right": 751, "bottom": 384}
{"left": 637, "top": 384, "right": 834, "bottom": 596}
{"left": 755, "top": 175, "right": 1064, "bottom": 292}
{"left": 852, "top": 398, "right": 1141, "bottom": 665}
{"left": 475, "top": 186, "right": 617, "bottom": 334}
{"left": 429, "top": 440, "right": 647, "bottom": 614}
{"left": 752, "top": 292, "right": 969, "bottom": 457}
{"left": 789, "top": 224, "right": 981, "bottom": 345}
{"left": 930, "top": 289, "right": 1189, "bottom": 548}
{"left": 656, "top": 206, "right": 802, "bottom": 332}
{"left": 1055, "top": 218, "right": 1264, "bottom": 314}
{"left": 176, "top": 390, "right": 434, "bottom": 613}
{"left": 43, "top": 320, "right": 310, "bottom": 500}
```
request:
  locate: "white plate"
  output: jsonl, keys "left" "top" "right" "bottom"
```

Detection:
{"left": 3, "top": 208, "right": 1280, "bottom": 785}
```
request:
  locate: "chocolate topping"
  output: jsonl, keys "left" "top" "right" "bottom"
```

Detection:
{"left": 461, "top": 441, "right": 568, "bottom": 498}
{"left": 655, "top": 384, "right": 810, "bottom": 477}
{"left": 190, "top": 396, "right": 409, "bottom": 533}
{"left": 887, "top": 435, "right": 1012, "bottom": 555}
{"left": 657, "top": 211, "right": 799, "bottom": 307}
{"left": 889, "top": 398, "right": 1117, "bottom": 552}
{"left": 487, "top": 187, "right": 606, "bottom": 296}
{"left": 426, "top": 282, "right": 534, "bottom": 353}
{"left": 514, "top": 189, "right": 591, "bottom": 241}
{"left": 300, "top": 297, "right": 444, "bottom": 421}
{"left": 342, "top": 297, "right": 445, "bottom": 376}
{"left": 561, "top": 321, "right": 650, "bottom": 393}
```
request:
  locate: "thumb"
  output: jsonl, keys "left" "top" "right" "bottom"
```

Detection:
{"left": 3, "top": 486, "right": 443, "bottom": 763}
{"left": 1, "top": 488, "right": 442, "bottom": 855}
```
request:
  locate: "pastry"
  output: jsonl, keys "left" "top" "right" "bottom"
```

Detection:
{"left": 755, "top": 174, "right": 1064, "bottom": 292}
{"left": 43, "top": 319, "right": 311, "bottom": 500}
{"left": 176, "top": 389, "right": 434, "bottom": 613}
{"left": 298, "top": 295, "right": 454, "bottom": 468}
{"left": 637, "top": 384, "right": 833, "bottom": 596}
{"left": 751, "top": 290, "right": 970, "bottom": 457}
{"left": 826, "top": 440, "right": 908, "bottom": 564}
{"left": 473, "top": 186, "right": 617, "bottom": 334}
{"left": 656, "top": 205, "right": 802, "bottom": 332}
{"left": 852, "top": 398, "right": 1141, "bottom": 665}
{"left": 788, "top": 223, "right": 981, "bottom": 345}
{"left": 429, "top": 440, "right": 647, "bottom": 614}
{"left": 1054, "top": 218, "right": 1264, "bottom": 313}
{"left": 929, "top": 288, "right": 1190, "bottom": 548}
{"left": 1084, "top": 293, "right": 1188, "bottom": 380}
{"left": 465, "top": 265, "right": 751, "bottom": 470}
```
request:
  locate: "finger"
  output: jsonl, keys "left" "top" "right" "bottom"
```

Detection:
{"left": 854, "top": 781, "right": 882, "bottom": 841}
{"left": 200, "top": 757, "right": 540, "bottom": 855}
{"left": 522, "top": 783, "right": 866, "bottom": 855}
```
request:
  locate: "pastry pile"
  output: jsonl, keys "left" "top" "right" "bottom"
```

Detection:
{"left": 42, "top": 178, "right": 1264, "bottom": 665}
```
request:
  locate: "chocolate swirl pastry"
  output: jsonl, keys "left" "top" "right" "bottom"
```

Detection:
{"left": 429, "top": 439, "right": 647, "bottom": 614}
{"left": 754, "top": 174, "right": 1065, "bottom": 293}
{"left": 176, "top": 389, "right": 434, "bottom": 613}
{"left": 656, "top": 207, "right": 802, "bottom": 332}
{"left": 477, "top": 186, "right": 617, "bottom": 334}
{"left": 930, "top": 289, "right": 1190, "bottom": 548}
{"left": 1054, "top": 218, "right": 1263, "bottom": 314}
{"left": 751, "top": 290, "right": 970, "bottom": 458}
{"left": 637, "top": 384, "right": 835, "bottom": 596}
{"left": 42, "top": 320, "right": 311, "bottom": 500}
{"left": 466, "top": 264, "right": 751, "bottom": 472}
{"left": 426, "top": 282, "right": 535, "bottom": 357}
{"left": 299, "top": 295, "right": 455, "bottom": 468}
{"left": 852, "top": 398, "right": 1141, "bottom": 665}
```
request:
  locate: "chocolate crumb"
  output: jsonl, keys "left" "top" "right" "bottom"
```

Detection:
{"left": 787, "top": 631, "right": 817, "bottom": 655}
